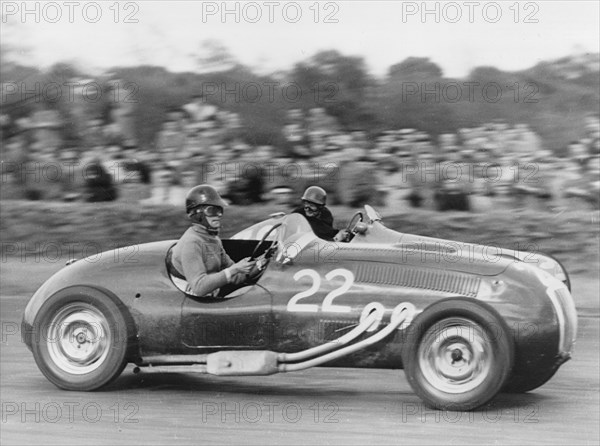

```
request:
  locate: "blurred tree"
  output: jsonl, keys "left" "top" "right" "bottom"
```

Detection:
{"left": 291, "top": 50, "right": 372, "bottom": 128}
{"left": 388, "top": 57, "right": 443, "bottom": 80}
{"left": 373, "top": 57, "right": 450, "bottom": 134}
{"left": 42, "top": 63, "right": 90, "bottom": 146}
{"left": 0, "top": 21, "right": 39, "bottom": 131}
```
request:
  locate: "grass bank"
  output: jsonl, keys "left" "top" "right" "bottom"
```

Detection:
{"left": 1, "top": 200, "right": 598, "bottom": 274}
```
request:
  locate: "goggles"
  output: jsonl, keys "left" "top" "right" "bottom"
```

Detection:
{"left": 203, "top": 205, "right": 224, "bottom": 217}
{"left": 192, "top": 205, "right": 223, "bottom": 217}
{"left": 302, "top": 200, "right": 320, "bottom": 211}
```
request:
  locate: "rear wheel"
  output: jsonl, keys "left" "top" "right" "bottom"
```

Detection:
{"left": 32, "top": 291, "right": 131, "bottom": 390}
{"left": 402, "top": 299, "right": 514, "bottom": 410}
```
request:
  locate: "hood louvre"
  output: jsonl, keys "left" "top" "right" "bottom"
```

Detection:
{"left": 355, "top": 264, "right": 480, "bottom": 297}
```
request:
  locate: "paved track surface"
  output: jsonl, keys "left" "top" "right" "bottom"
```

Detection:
{"left": 1, "top": 261, "right": 598, "bottom": 445}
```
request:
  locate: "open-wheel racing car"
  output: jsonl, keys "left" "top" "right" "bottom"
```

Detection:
{"left": 22, "top": 205, "right": 577, "bottom": 410}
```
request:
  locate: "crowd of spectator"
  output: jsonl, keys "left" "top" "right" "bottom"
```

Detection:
{"left": 279, "top": 107, "right": 600, "bottom": 210}
{"left": 1, "top": 83, "right": 599, "bottom": 211}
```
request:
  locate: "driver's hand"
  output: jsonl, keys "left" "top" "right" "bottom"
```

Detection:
{"left": 230, "top": 257, "right": 255, "bottom": 275}
{"left": 333, "top": 230, "right": 350, "bottom": 243}
{"left": 256, "top": 256, "right": 267, "bottom": 269}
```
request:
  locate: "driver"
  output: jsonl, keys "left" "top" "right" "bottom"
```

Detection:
{"left": 292, "top": 186, "right": 349, "bottom": 242}
{"left": 172, "top": 184, "right": 255, "bottom": 297}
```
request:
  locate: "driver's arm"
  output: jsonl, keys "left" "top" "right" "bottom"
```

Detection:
{"left": 180, "top": 242, "right": 230, "bottom": 296}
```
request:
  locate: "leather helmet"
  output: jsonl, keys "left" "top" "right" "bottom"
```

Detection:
{"left": 301, "top": 185, "right": 327, "bottom": 205}
{"left": 185, "top": 184, "right": 227, "bottom": 214}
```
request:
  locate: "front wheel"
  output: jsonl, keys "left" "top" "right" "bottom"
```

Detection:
{"left": 502, "top": 366, "right": 559, "bottom": 393}
{"left": 31, "top": 290, "right": 131, "bottom": 391}
{"left": 402, "top": 299, "right": 514, "bottom": 410}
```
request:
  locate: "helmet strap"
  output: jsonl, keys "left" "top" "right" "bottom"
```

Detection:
{"left": 203, "top": 218, "right": 220, "bottom": 235}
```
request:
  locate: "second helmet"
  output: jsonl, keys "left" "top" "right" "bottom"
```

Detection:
{"left": 301, "top": 186, "right": 327, "bottom": 205}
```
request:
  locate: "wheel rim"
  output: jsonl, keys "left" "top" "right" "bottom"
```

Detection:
{"left": 418, "top": 317, "right": 492, "bottom": 394}
{"left": 45, "top": 303, "right": 111, "bottom": 375}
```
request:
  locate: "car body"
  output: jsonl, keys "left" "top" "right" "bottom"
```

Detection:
{"left": 22, "top": 205, "right": 577, "bottom": 410}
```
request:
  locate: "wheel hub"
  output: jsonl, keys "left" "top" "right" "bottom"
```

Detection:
{"left": 419, "top": 318, "right": 492, "bottom": 394}
{"left": 75, "top": 331, "right": 87, "bottom": 345}
{"left": 450, "top": 348, "right": 463, "bottom": 363}
{"left": 46, "top": 304, "right": 111, "bottom": 374}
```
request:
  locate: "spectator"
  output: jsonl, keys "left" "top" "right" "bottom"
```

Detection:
{"left": 84, "top": 159, "right": 118, "bottom": 202}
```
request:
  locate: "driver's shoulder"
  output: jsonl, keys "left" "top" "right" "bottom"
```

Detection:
{"left": 320, "top": 206, "right": 334, "bottom": 223}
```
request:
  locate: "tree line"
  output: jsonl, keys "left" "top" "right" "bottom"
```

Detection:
{"left": 2, "top": 50, "right": 598, "bottom": 154}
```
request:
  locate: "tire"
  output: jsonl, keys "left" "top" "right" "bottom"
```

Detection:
{"left": 502, "top": 366, "right": 559, "bottom": 393}
{"left": 402, "top": 299, "right": 514, "bottom": 411}
{"left": 31, "top": 290, "right": 131, "bottom": 391}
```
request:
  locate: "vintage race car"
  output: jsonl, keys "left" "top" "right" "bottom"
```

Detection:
{"left": 22, "top": 205, "right": 577, "bottom": 410}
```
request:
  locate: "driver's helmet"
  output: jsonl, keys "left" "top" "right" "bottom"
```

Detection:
{"left": 185, "top": 184, "right": 227, "bottom": 215}
{"left": 301, "top": 186, "right": 327, "bottom": 205}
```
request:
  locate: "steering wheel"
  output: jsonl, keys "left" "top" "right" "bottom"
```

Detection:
{"left": 245, "top": 223, "right": 282, "bottom": 281}
{"left": 345, "top": 211, "right": 364, "bottom": 234}
{"left": 250, "top": 223, "right": 282, "bottom": 261}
